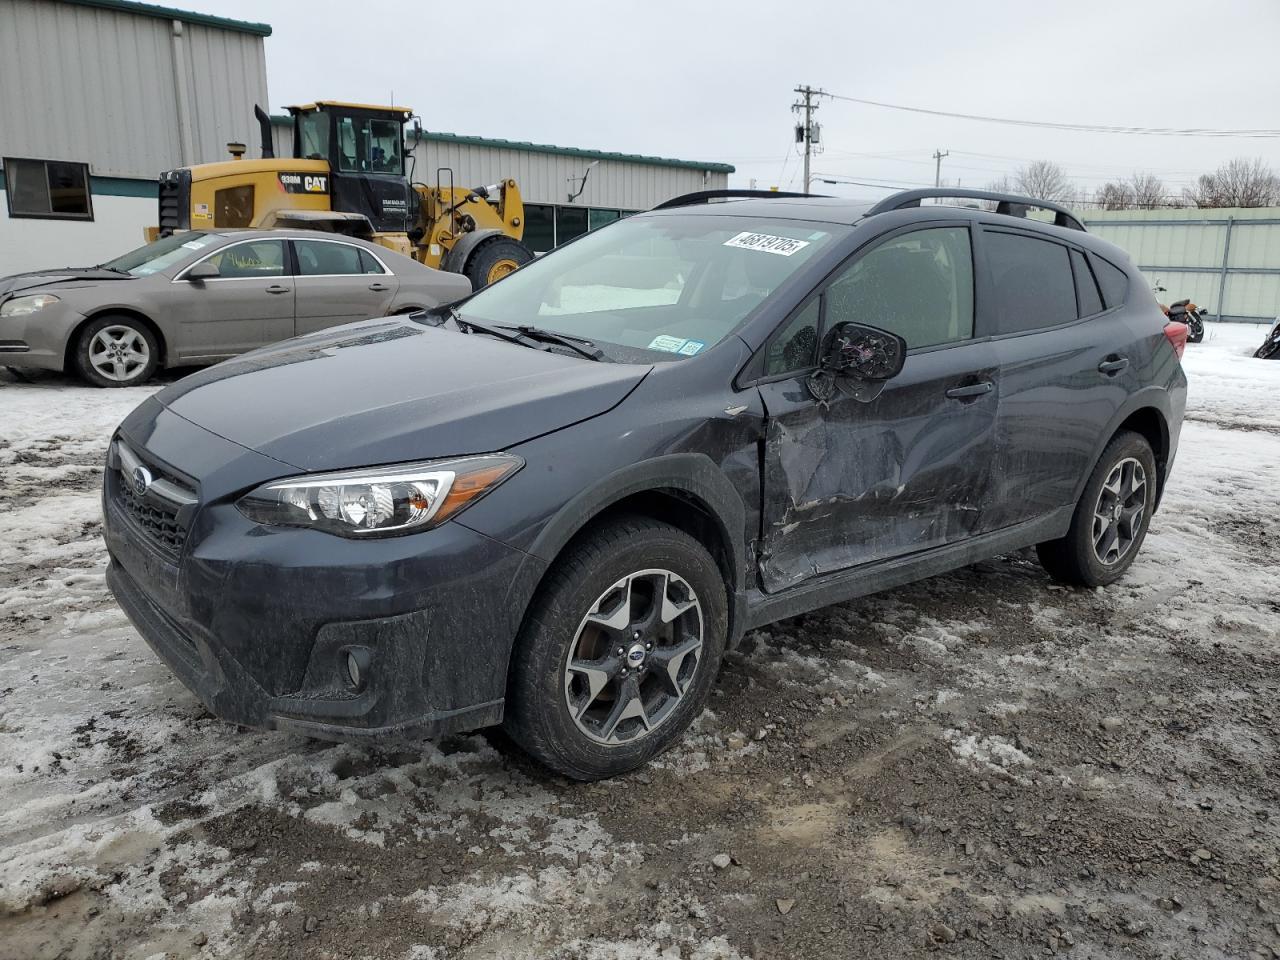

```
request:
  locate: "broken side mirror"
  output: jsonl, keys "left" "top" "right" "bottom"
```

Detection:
{"left": 806, "top": 321, "right": 907, "bottom": 404}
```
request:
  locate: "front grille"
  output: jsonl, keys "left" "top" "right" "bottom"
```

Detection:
{"left": 117, "top": 480, "right": 186, "bottom": 553}
{"left": 157, "top": 169, "right": 191, "bottom": 233}
{"left": 109, "top": 442, "right": 197, "bottom": 558}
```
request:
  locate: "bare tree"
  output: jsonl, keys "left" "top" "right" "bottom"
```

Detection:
{"left": 1014, "top": 161, "right": 1074, "bottom": 203}
{"left": 1094, "top": 181, "right": 1135, "bottom": 210}
{"left": 1184, "top": 157, "right": 1280, "bottom": 208}
{"left": 1128, "top": 171, "right": 1167, "bottom": 209}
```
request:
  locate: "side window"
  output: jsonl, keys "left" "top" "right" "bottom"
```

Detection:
{"left": 1091, "top": 254, "right": 1129, "bottom": 308}
{"left": 206, "top": 240, "right": 286, "bottom": 279}
{"left": 764, "top": 297, "right": 820, "bottom": 375}
{"left": 358, "top": 249, "right": 386, "bottom": 274}
{"left": 295, "top": 240, "right": 364, "bottom": 276}
{"left": 985, "top": 231, "right": 1076, "bottom": 334}
{"left": 214, "top": 185, "right": 254, "bottom": 227}
{"left": 1070, "top": 248, "right": 1104, "bottom": 317}
{"left": 825, "top": 226, "right": 974, "bottom": 348}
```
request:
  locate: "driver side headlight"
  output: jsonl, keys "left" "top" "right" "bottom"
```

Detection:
{"left": 0, "top": 294, "right": 60, "bottom": 317}
{"left": 236, "top": 454, "right": 523, "bottom": 537}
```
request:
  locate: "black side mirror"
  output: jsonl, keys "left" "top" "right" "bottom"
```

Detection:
{"left": 807, "top": 321, "right": 906, "bottom": 403}
{"left": 186, "top": 261, "right": 220, "bottom": 282}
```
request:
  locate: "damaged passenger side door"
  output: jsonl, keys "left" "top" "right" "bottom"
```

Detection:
{"left": 755, "top": 223, "right": 999, "bottom": 594}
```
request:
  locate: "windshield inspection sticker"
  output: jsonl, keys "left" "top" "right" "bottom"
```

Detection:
{"left": 647, "top": 335, "right": 708, "bottom": 356}
{"left": 723, "top": 231, "right": 811, "bottom": 256}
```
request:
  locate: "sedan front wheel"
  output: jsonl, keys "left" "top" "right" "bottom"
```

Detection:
{"left": 73, "top": 315, "right": 159, "bottom": 387}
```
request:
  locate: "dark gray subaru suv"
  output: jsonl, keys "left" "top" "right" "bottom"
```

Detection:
{"left": 103, "top": 188, "right": 1188, "bottom": 780}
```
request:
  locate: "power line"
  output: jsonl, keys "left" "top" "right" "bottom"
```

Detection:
{"left": 824, "top": 92, "right": 1280, "bottom": 138}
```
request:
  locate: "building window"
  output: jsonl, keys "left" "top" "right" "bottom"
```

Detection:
{"left": 524, "top": 203, "right": 556, "bottom": 253}
{"left": 3, "top": 157, "right": 93, "bottom": 220}
{"left": 556, "top": 206, "right": 589, "bottom": 245}
{"left": 588, "top": 208, "right": 621, "bottom": 231}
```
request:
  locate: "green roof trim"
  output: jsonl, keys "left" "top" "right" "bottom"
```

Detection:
{"left": 57, "top": 0, "right": 271, "bottom": 36}
{"left": 269, "top": 115, "right": 733, "bottom": 173}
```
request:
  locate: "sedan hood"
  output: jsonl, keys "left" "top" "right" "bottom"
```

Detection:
{"left": 156, "top": 318, "right": 651, "bottom": 471}
{"left": 0, "top": 268, "right": 130, "bottom": 298}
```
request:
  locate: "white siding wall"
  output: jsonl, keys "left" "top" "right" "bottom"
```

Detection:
{"left": 0, "top": 0, "right": 269, "bottom": 178}
{"left": 1082, "top": 207, "right": 1280, "bottom": 322}
{"left": 0, "top": 191, "right": 152, "bottom": 272}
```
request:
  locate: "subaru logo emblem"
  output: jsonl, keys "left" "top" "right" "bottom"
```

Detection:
{"left": 627, "top": 646, "right": 646, "bottom": 664}
{"left": 131, "top": 465, "right": 153, "bottom": 497}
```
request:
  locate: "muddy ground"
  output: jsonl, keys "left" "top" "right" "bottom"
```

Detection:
{"left": 1, "top": 325, "right": 1278, "bottom": 960}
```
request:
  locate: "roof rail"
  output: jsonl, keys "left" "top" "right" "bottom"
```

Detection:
{"left": 652, "top": 189, "right": 825, "bottom": 210}
{"left": 866, "top": 188, "right": 1086, "bottom": 232}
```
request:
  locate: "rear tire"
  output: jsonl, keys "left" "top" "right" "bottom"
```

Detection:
{"left": 1186, "top": 314, "right": 1205, "bottom": 344}
{"left": 463, "top": 236, "right": 532, "bottom": 289}
{"left": 504, "top": 516, "right": 727, "bottom": 781}
{"left": 73, "top": 315, "right": 159, "bottom": 387}
{"left": 1037, "top": 430, "right": 1157, "bottom": 587}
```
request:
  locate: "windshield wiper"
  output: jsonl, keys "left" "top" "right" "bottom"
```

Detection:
{"left": 446, "top": 306, "right": 529, "bottom": 347}
{"left": 502, "top": 324, "right": 607, "bottom": 362}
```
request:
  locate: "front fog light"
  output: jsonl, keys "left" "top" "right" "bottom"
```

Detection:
{"left": 342, "top": 647, "right": 370, "bottom": 692}
{"left": 236, "top": 453, "right": 522, "bottom": 537}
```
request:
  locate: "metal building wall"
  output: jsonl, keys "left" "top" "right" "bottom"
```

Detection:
{"left": 270, "top": 123, "right": 728, "bottom": 210}
{"left": 0, "top": 0, "right": 268, "bottom": 179}
{"left": 1082, "top": 208, "right": 1280, "bottom": 323}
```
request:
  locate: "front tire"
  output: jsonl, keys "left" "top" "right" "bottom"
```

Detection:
{"left": 1186, "top": 313, "right": 1205, "bottom": 344}
{"left": 73, "top": 315, "right": 159, "bottom": 387}
{"left": 1037, "top": 430, "right": 1157, "bottom": 587}
{"left": 504, "top": 516, "right": 727, "bottom": 781}
{"left": 463, "top": 236, "right": 532, "bottom": 289}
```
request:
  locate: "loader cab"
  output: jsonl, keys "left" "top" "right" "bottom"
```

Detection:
{"left": 288, "top": 101, "right": 416, "bottom": 235}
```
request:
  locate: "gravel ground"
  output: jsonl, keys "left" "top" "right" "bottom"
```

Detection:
{"left": 1, "top": 323, "right": 1278, "bottom": 960}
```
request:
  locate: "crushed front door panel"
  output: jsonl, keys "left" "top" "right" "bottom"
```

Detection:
{"left": 756, "top": 341, "right": 999, "bottom": 593}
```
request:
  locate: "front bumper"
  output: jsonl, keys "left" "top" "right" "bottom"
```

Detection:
{"left": 0, "top": 305, "right": 84, "bottom": 371}
{"left": 103, "top": 405, "right": 542, "bottom": 743}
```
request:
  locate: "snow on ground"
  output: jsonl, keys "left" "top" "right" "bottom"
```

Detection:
{"left": 1, "top": 323, "right": 1278, "bottom": 960}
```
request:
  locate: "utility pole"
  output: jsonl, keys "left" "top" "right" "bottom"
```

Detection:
{"left": 792, "top": 85, "right": 826, "bottom": 194}
{"left": 932, "top": 148, "right": 950, "bottom": 188}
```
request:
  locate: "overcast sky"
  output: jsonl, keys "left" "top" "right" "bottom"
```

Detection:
{"left": 204, "top": 0, "right": 1279, "bottom": 204}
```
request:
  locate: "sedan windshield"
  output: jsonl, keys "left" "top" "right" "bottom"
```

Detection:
{"left": 460, "top": 214, "right": 846, "bottom": 359}
{"left": 102, "top": 232, "right": 219, "bottom": 276}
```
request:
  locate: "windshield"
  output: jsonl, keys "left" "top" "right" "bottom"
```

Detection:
{"left": 102, "top": 232, "right": 219, "bottom": 276}
{"left": 460, "top": 214, "right": 845, "bottom": 359}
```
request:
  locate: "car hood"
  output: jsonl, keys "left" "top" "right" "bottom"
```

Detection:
{"left": 0, "top": 268, "right": 131, "bottom": 298}
{"left": 156, "top": 318, "right": 651, "bottom": 471}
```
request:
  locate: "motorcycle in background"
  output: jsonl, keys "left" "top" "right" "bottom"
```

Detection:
{"left": 1153, "top": 282, "right": 1206, "bottom": 344}
{"left": 1255, "top": 317, "right": 1280, "bottom": 360}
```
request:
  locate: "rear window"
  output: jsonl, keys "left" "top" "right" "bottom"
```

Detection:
{"left": 1091, "top": 254, "right": 1129, "bottom": 308}
{"left": 985, "top": 230, "right": 1076, "bottom": 334}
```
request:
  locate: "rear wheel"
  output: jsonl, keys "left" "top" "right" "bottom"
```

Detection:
{"left": 73, "top": 315, "right": 159, "bottom": 387}
{"left": 463, "top": 236, "right": 532, "bottom": 289}
{"left": 1037, "top": 430, "right": 1157, "bottom": 587}
{"left": 504, "top": 516, "right": 727, "bottom": 780}
{"left": 1186, "top": 313, "right": 1205, "bottom": 343}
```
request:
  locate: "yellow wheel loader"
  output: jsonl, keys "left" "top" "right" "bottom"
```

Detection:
{"left": 153, "top": 102, "right": 533, "bottom": 288}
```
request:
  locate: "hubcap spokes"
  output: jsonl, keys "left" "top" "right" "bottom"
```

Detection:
{"left": 89, "top": 326, "right": 149, "bottom": 382}
{"left": 564, "top": 569, "right": 703, "bottom": 746}
{"left": 1092, "top": 457, "right": 1147, "bottom": 565}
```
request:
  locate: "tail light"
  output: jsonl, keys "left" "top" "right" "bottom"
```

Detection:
{"left": 1164, "top": 320, "right": 1189, "bottom": 359}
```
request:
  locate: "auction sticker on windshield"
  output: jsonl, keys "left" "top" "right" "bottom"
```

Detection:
{"left": 648, "top": 335, "right": 706, "bottom": 355}
{"left": 723, "top": 232, "right": 811, "bottom": 256}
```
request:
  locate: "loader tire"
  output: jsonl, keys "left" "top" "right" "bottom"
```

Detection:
{"left": 464, "top": 237, "right": 532, "bottom": 289}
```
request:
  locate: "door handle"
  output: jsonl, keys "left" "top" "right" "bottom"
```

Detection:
{"left": 1098, "top": 356, "right": 1129, "bottom": 375}
{"left": 945, "top": 381, "right": 993, "bottom": 400}
{"left": 265, "top": 284, "right": 291, "bottom": 295}
{"left": 368, "top": 282, "right": 389, "bottom": 292}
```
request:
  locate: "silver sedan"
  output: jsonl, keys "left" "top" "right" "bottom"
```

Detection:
{"left": 0, "top": 229, "right": 472, "bottom": 386}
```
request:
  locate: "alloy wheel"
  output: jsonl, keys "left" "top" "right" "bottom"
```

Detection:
{"left": 563, "top": 568, "right": 703, "bottom": 746}
{"left": 89, "top": 325, "right": 150, "bottom": 383}
{"left": 1092, "top": 457, "right": 1147, "bottom": 565}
